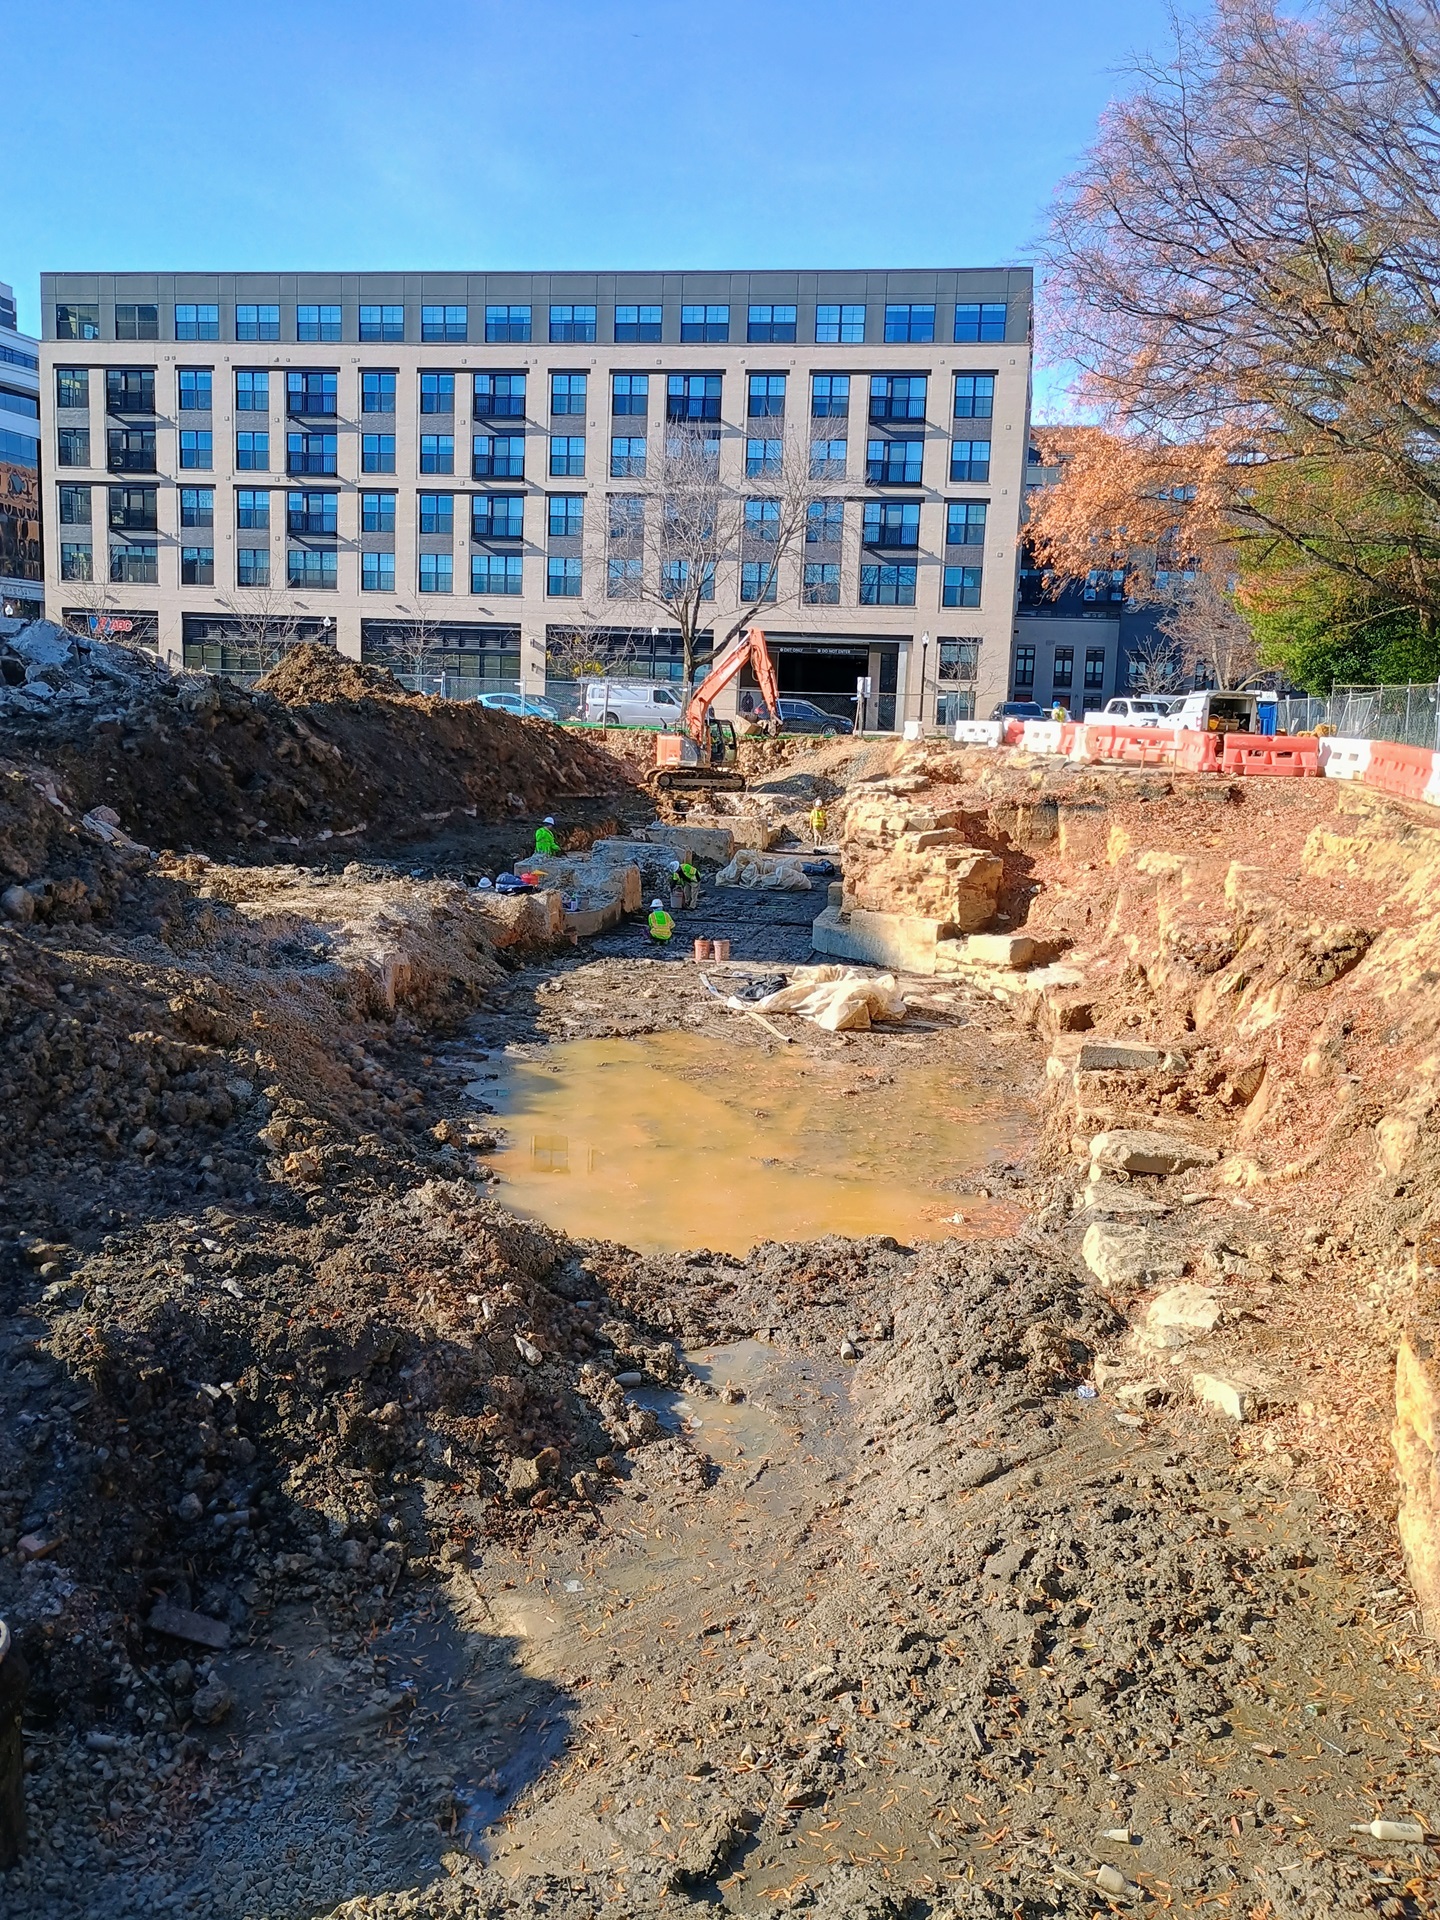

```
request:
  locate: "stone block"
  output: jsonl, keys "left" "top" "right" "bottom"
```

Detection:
{"left": 1191, "top": 1371, "right": 1251, "bottom": 1422}
{"left": 1089, "top": 1129, "right": 1220, "bottom": 1177}
{"left": 637, "top": 824, "right": 735, "bottom": 865}
{"left": 1395, "top": 1325, "right": 1440, "bottom": 1639}
{"left": 1146, "top": 1283, "right": 1221, "bottom": 1336}
{"left": 811, "top": 904, "right": 942, "bottom": 974}
{"left": 1077, "top": 1039, "right": 1168, "bottom": 1072}
{"left": 1082, "top": 1221, "right": 1187, "bottom": 1294}
{"left": 958, "top": 932, "right": 1038, "bottom": 969}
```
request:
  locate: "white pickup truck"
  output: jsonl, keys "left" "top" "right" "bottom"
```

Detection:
{"left": 1088, "top": 697, "right": 1175, "bottom": 728}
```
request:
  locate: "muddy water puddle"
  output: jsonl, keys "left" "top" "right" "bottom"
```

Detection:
{"left": 480, "top": 1030, "right": 1027, "bottom": 1254}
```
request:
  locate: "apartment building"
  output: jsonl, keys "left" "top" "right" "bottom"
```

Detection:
{"left": 37, "top": 269, "right": 1031, "bottom": 729}
{"left": 0, "top": 280, "right": 44, "bottom": 627}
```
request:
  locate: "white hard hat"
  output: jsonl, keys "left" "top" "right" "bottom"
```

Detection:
{"left": 543, "top": 816, "right": 555, "bottom": 825}
{"left": 651, "top": 898, "right": 664, "bottom": 910}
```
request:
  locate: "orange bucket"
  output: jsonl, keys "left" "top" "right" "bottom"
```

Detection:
{"left": 693, "top": 938, "right": 713, "bottom": 960}
{"left": 711, "top": 938, "right": 731, "bottom": 962}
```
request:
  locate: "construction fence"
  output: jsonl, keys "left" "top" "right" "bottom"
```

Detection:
{"left": 1275, "top": 682, "right": 1440, "bottom": 751}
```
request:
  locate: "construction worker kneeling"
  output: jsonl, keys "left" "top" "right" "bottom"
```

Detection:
{"left": 647, "top": 898, "right": 675, "bottom": 942}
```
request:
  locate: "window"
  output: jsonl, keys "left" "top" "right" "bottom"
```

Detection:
{"left": 551, "top": 372, "right": 587, "bottom": 416}
{"left": 236, "top": 430, "right": 269, "bottom": 470}
{"left": 866, "top": 438, "right": 923, "bottom": 485}
{"left": 473, "top": 553, "right": 523, "bottom": 595}
{"left": 939, "top": 638, "right": 980, "bottom": 682}
{"left": 0, "top": 383, "right": 37, "bottom": 422}
{"left": 741, "top": 560, "right": 778, "bottom": 603}
{"left": 612, "top": 373, "right": 648, "bottom": 416}
{"left": 610, "top": 434, "right": 646, "bottom": 477}
{"left": 745, "top": 498, "right": 780, "bottom": 541}
{"left": 859, "top": 563, "right": 916, "bottom": 606}
{"left": 869, "top": 374, "right": 927, "bottom": 422}
{"left": 485, "top": 304, "right": 530, "bottom": 343}
{"left": 1051, "top": 646, "right": 1073, "bottom": 689}
{"left": 115, "top": 303, "right": 159, "bottom": 340}
{"left": 863, "top": 501, "right": 920, "bottom": 547}
{"left": 419, "top": 371, "right": 454, "bottom": 414}
{"left": 607, "top": 556, "right": 642, "bottom": 597}
{"left": 108, "top": 486, "right": 157, "bottom": 530}
{"left": 58, "top": 484, "right": 91, "bottom": 524}
{"left": 106, "top": 369, "right": 154, "bottom": 413}
{"left": 942, "top": 565, "right": 982, "bottom": 607}
{"left": 413, "top": 493, "right": 450, "bottom": 534}
{"left": 359, "top": 304, "right": 404, "bottom": 342}
{"left": 56, "top": 369, "right": 88, "bottom": 410}
{"left": 803, "top": 563, "right": 840, "bottom": 604}
{"left": 60, "top": 542, "right": 93, "bottom": 580}
{"left": 181, "top": 546, "right": 215, "bottom": 585}
{"left": 945, "top": 500, "right": 987, "bottom": 545}
{"left": 549, "top": 434, "right": 585, "bottom": 477}
{"left": 1084, "top": 648, "right": 1106, "bottom": 691}
{"left": 361, "top": 491, "right": 394, "bottom": 532}
{"left": 288, "top": 371, "right": 337, "bottom": 416}
{"left": 1014, "top": 645, "right": 1036, "bottom": 688}
{"left": 667, "top": 373, "right": 722, "bottom": 421}
{"left": 809, "top": 437, "right": 847, "bottom": 478}
{"left": 884, "top": 303, "right": 934, "bottom": 343}
{"left": 608, "top": 494, "right": 644, "bottom": 543}
{"left": 473, "top": 372, "right": 526, "bottom": 418}
{"left": 297, "top": 304, "right": 341, "bottom": 342}
{"left": 362, "top": 371, "right": 396, "bottom": 413}
{"left": 419, "top": 552, "right": 454, "bottom": 594}
{"left": 178, "top": 369, "right": 212, "bottom": 410}
{"left": 949, "top": 439, "right": 991, "bottom": 483}
{"left": 287, "top": 490, "right": 339, "bottom": 535}
{"left": 236, "top": 304, "right": 280, "bottom": 342}
{"left": 614, "top": 303, "right": 662, "bottom": 342}
{"left": 748, "top": 304, "right": 796, "bottom": 343}
{"left": 661, "top": 558, "right": 715, "bottom": 601}
{"left": 748, "top": 374, "right": 786, "bottom": 418}
{"left": 815, "top": 303, "right": 865, "bottom": 343}
{"left": 807, "top": 498, "right": 843, "bottom": 545}
{"left": 419, "top": 433, "right": 454, "bottom": 474}
{"left": 110, "top": 541, "right": 158, "bottom": 583}
{"left": 107, "top": 428, "right": 155, "bottom": 472}
{"left": 472, "top": 494, "right": 524, "bottom": 541}
{"left": 953, "top": 373, "right": 995, "bottom": 420}
{"left": 548, "top": 494, "right": 584, "bottom": 539}
{"left": 288, "top": 549, "right": 338, "bottom": 589}
{"left": 57, "top": 428, "right": 91, "bottom": 466}
{"left": 811, "top": 373, "right": 850, "bottom": 418}
{"left": 362, "top": 552, "right": 395, "bottom": 592}
{"left": 179, "top": 430, "right": 212, "bottom": 469}
{"left": 746, "top": 438, "right": 781, "bottom": 477}
{"left": 937, "top": 689, "right": 976, "bottom": 726}
{"left": 422, "top": 304, "right": 469, "bottom": 342}
{"left": 363, "top": 432, "right": 396, "bottom": 473}
{"left": 550, "top": 304, "right": 596, "bottom": 343}
{"left": 680, "top": 303, "right": 729, "bottom": 342}
{"left": 955, "top": 302, "right": 1007, "bottom": 343}
{"left": 237, "top": 549, "right": 270, "bottom": 587}
{"left": 56, "top": 304, "right": 100, "bottom": 341}
{"left": 547, "top": 556, "right": 582, "bottom": 597}
{"left": 180, "top": 486, "right": 214, "bottom": 528}
{"left": 175, "top": 303, "right": 219, "bottom": 341}
{"left": 236, "top": 370, "right": 269, "bottom": 412}
{"left": 237, "top": 489, "right": 271, "bottom": 529}
{"left": 287, "top": 431, "right": 337, "bottom": 475}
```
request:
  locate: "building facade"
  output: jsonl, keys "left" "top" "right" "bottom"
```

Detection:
{"left": 0, "top": 280, "right": 44, "bottom": 627}
{"left": 37, "top": 269, "right": 1031, "bottom": 729}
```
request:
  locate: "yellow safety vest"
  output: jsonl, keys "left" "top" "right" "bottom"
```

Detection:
{"left": 648, "top": 910, "right": 674, "bottom": 941}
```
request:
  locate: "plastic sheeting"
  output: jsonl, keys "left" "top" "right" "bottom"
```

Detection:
{"left": 714, "top": 851, "right": 813, "bottom": 891}
{"left": 732, "top": 964, "right": 908, "bottom": 1032}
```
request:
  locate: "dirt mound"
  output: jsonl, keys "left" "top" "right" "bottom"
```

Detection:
{"left": 255, "top": 645, "right": 408, "bottom": 707}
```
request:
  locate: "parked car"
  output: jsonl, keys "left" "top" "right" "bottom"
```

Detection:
{"left": 1093, "top": 696, "right": 1174, "bottom": 728}
{"left": 582, "top": 680, "right": 686, "bottom": 727}
{"left": 476, "top": 691, "right": 559, "bottom": 721}
{"left": 743, "top": 697, "right": 854, "bottom": 736}
{"left": 989, "top": 699, "right": 1047, "bottom": 721}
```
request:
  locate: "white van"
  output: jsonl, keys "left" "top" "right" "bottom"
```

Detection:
{"left": 582, "top": 680, "right": 685, "bottom": 727}
{"left": 1093, "top": 697, "right": 1174, "bottom": 728}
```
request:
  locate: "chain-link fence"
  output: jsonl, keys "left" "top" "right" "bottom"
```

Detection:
{"left": 1275, "top": 681, "right": 1440, "bottom": 749}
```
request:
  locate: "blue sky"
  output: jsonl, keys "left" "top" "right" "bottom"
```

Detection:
{"left": 5, "top": 0, "right": 1174, "bottom": 402}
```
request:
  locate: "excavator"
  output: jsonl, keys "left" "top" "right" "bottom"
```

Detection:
{"left": 651, "top": 625, "right": 782, "bottom": 794}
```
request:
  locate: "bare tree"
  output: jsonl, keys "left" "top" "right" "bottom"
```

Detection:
{"left": 363, "top": 602, "right": 452, "bottom": 692}
{"left": 543, "top": 612, "right": 639, "bottom": 685}
{"left": 1154, "top": 571, "right": 1270, "bottom": 690}
{"left": 1124, "top": 632, "right": 1186, "bottom": 695}
{"left": 210, "top": 587, "right": 321, "bottom": 673}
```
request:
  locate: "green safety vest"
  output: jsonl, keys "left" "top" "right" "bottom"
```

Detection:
{"left": 648, "top": 910, "right": 674, "bottom": 941}
{"left": 679, "top": 863, "right": 699, "bottom": 884}
{"left": 534, "top": 826, "right": 559, "bottom": 856}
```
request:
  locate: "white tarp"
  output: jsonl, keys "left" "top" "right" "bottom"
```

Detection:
{"left": 734, "top": 964, "right": 908, "bottom": 1032}
{"left": 714, "top": 852, "right": 813, "bottom": 891}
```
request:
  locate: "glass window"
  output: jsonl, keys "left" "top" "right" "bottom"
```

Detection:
{"left": 363, "top": 432, "right": 396, "bottom": 473}
{"left": 869, "top": 374, "right": 927, "bottom": 422}
{"left": 179, "top": 430, "right": 212, "bottom": 470}
{"left": 181, "top": 546, "right": 215, "bottom": 585}
{"left": 485, "top": 304, "right": 531, "bottom": 343}
{"left": 422, "top": 304, "right": 469, "bottom": 342}
{"left": 806, "top": 498, "right": 843, "bottom": 545}
{"left": 60, "top": 541, "right": 93, "bottom": 580}
{"left": 288, "top": 548, "right": 338, "bottom": 589}
{"left": 611, "top": 434, "right": 647, "bottom": 477}
{"left": 667, "top": 373, "right": 722, "bottom": 421}
{"left": 361, "top": 491, "right": 394, "bottom": 532}
{"left": 106, "top": 427, "right": 155, "bottom": 472}
{"left": 362, "top": 370, "right": 396, "bottom": 413}
{"left": 286, "top": 431, "right": 337, "bottom": 475}
{"left": 945, "top": 501, "right": 987, "bottom": 545}
{"left": 661, "top": 558, "right": 715, "bottom": 601}
{"left": 939, "top": 638, "right": 980, "bottom": 682}
{"left": 942, "top": 565, "right": 982, "bottom": 608}
{"left": 811, "top": 373, "right": 849, "bottom": 418}
{"left": 612, "top": 373, "right": 649, "bottom": 416}
{"left": 472, "top": 434, "right": 525, "bottom": 479}
{"left": 57, "top": 428, "right": 91, "bottom": 466}
{"left": 287, "top": 490, "right": 339, "bottom": 534}
{"left": 803, "top": 562, "right": 840, "bottom": 604}
{"left": 56, "top": 368, "right": 89, "bottom": 409}
{"left": 608, "top": 494, "right": 644, "bottom": 543}
{"left": 420, "top": 433, "right": 454, "bottom": 474}
{"left": 236, "top": 304, "right": 280, "bottom": 342}
{"left": 1013, "top": 645, "right": 1036, "bottom": 688}
{"left": 815, "top": 303, "right": 864, "bottom": 343}
{"left": 419, "top": 552, "right": 454, "bottom": 594}
{"left": 473, "top": 553, "right": 523, "bottom": 595}
{"left": 1051, "top": 646, "right": 1073, "bottom": 688}
{"left": 745, "top": 498, "right": 780, "bottom": 538}
{"left": 953, "top": 373, "right": 995, "bottom": 419}
{"left": 58, "top": 484, "right": 91, "bottom": 524}
{"left": 175, "top": 303, "right": 219, "bottom": 341}
{"left": 949, "top": 439, "right": 991, "bottom": 483}
{"left": 863, "top": 501, "right": 920, "bottom": 547}
{"left": 936, "top": 689, "right": 976, "bottom": 726}
{"left": 745, "top": 438, "right": 781, "bottom": 477}
{"left": 110, "top": 541, "right": 159, "bottom": 583}
{"left": 472, "top": 494, "right": 524, "bottom": 541}
{"left": 237, "top": 489, "right": 271, "bottom": 529}
{"left": 180, "top": 486, "right": 214, "bottom": 528}
{"left": 551, "top": 372, "right": 587, "bottom": 416}
{"left": 359, "top": 304, "right": 405, "bottom": 342}
{"left": 362, "top": 551, "right": 396, "bottom": 592}
{"left": 740, "top": 560, "right": 778, "bottom": 603}
{"left": 859, "top": 562, "right": 917, "bottom": 605}
{"left": 236, "top": 430, "right": 269, "bottom": 471}
{"left": 607, "top": 556, "right": 642, "bottom": 597}
{"left": 809, "top": 437, "right": 847, "bottom": 479}
{"left": 287, "top": 371, "right": 337, "bottom": 415}
{"left": 419, "top": 371, "right": 454, "bottom": 413}
{"left": 680, "top": 303, "right": 729, "bottom": 342}
{"left": 473, "top": 372, "right": 526, "bottom": 417}
{"left": 418, "top": 493, "right": 454, "bottom": 533}
{"left": 178, "top": 369, "right": 213, "bottom": 410}
{"left": 55, "top": 305, "right": 100, "bottom": 341}
{"left": 115, "top": 303, "right": 159, "bottom": 340}
{"left": 614, "top": 303, "right": 662, "bottom": 342}
{"left": 883, "top": 303, "right": 934, "bottom": 343}
{"left": 1084, "top": 648, "right": 1106, "bottom": 690}
{"left": 866, "top": 438, "right": 923, "bottom": 485}
{"left": 548, "top": 494, "right": 584, "bottom": 538}
{"left": 747, "top": 304, "right": 797, "bottom": 343}
{"left": 547, "top": 556, "right": 583, "bottom": 597}
{"left": 550, "top": 304, "right": 596, "bottom": 343}
{"left": 297, "top": 304, "right": 341, "bottom": 342}
{"left": 955, "top": 302, "right": 1007, "bottom": 343}
{"left": 549, "top": 434, "right": 585, "bottom": 477}
{"left": 237, "top": 549, "right": 270, "bottom": 586}
{"left": 106, "top": 368, "right": 154, "bottom": 413}
{"left": 108, "top": 485, "right": 157, "bottom": 530}
{"left": 747, "top": 374, "right": 786, "bottom": 418}
{"left": 236, "top": 370, "right": 269, "bottom": 412}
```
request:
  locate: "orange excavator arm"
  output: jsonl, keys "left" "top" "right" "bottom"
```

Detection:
{"left": 683, "top": 627, "right": 781, "bottom": 743}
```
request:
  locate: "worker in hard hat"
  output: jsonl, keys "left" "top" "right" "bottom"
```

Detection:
{"left": 667, "top": 859, "right": 686, "bottom": 913}
{"left": 647, "top": 898, "right": 674, "bottom": 942}
{"left": 677, "top": 858, "right": 700, "bottom": 908}
{"left": 808, "top": 799, "right": 827, "bottom": 846}
{"left": 534, "top": 817, "right": 559, "bottom": 857}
